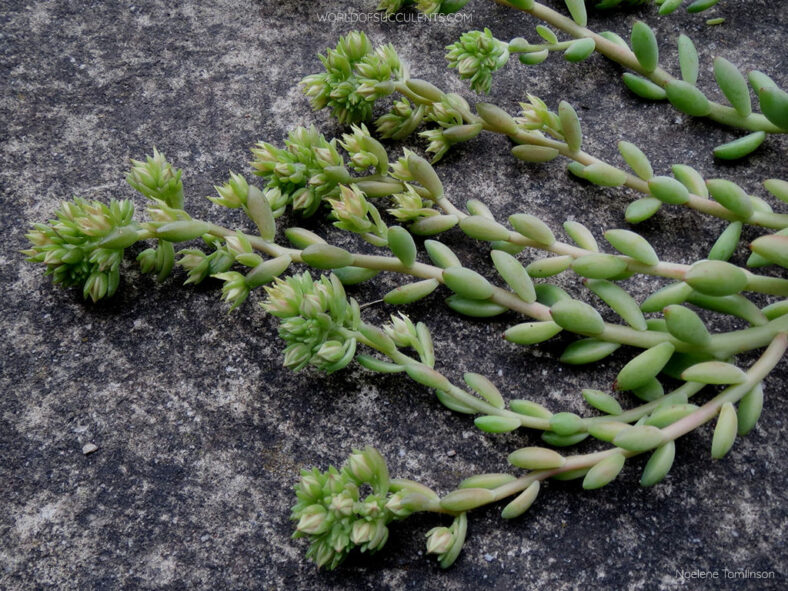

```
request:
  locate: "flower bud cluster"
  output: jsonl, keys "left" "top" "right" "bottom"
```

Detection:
{"left": 517, "top": 94, "right": 563, "bottom": 137}
{"left": 383, "top": 313, "right": 435, "bottom": 366}
{"left": 376, "top": 97, "right": 426, "bottom": 140}
{"left": 387, "top": 184, "right": 439, "bottom": 222}
{"left": 23, "top": 198, "right": 138, "bottom": 302}
{"left": 291, "top": 447, "right": 402, "bottom": 570}
{"left": 250, "top": 126, "right": 348, "bottom": 217}
{"left": 126, "top": 148, "right": 184, "bottom": 209}
{"left": 425, "top": 513, "right": 467, "bottom": 568}
{"left": 383, "top": 313, "right": 421, "bottom": 349}
{"left": 262, "top": 272, "right": 362, "bottom": 373}
{"left": 176, "top": 235, "right": 234, "bottom": 286}
{"left": 328, "top": 185, "right": 388, "bottom": 242}
{"left": 340, "top": 124, "right": 389, "bottom": 173}
{"left": 300, "top": 31, "right": 403, "bottom": 125}
{"left": 209, "top": 172, "right": 249, "bottom": 209}
{"left": 445, "top": 28, "right": 510, "bottom": 94}
{"left": 419, "top": 95, "right": 469, "bottom": 161}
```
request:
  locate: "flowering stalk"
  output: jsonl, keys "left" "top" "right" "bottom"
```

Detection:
{"left": 24, "top": 146, "right": 787, "bottom": 361}
{"left": 399, "top": 81, "right": 788, "bottom": 230}
{"left": 23, "top": 149, "right": 786, "bottom": 572}
{"left": 261, "top": 123, "right": 788, "bottom": 301}
{"left": 198, "top": 220, "right": 788, "bottom": 359}
{"left": 343, "top": 311, "right": 714, "bottom": 442}
{"left": 373, "top": 1, "right": 785, "bottom": 158}
{"left": 22, "top": 14, "right": 786, "bottom": 576}
{"left": 293, "top": 332, "right": 783, "bottom": 568}
{"left": 300, "top": 33, "right": 788, "bottom": 231}
{"left": 489, "top": 1, "right": 785, "bottom": 138}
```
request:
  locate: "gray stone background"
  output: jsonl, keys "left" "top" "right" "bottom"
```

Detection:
{"left": 1, "top": 0, "right": 786, "bottom": 589}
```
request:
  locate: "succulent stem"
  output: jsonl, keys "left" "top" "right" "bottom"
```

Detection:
{"left": 433, "top": 332, "right": 786, "bottom": 516}
{"left": 201, "top": 221, "right": 788, "bottom": 357}
{"left": 497, "top": 0, "right": 782, "bottom": 133}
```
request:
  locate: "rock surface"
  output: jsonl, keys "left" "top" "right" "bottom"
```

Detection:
{"left": 1, "top": 1, "right": 785, "bottom": 589}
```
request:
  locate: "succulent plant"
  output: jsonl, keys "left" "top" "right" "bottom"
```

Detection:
{"left": 22, "top": 9, "right": 786, "bottom": 573}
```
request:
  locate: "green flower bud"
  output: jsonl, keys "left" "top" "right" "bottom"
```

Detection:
{"left": 213, "top": 271, "right": 250, "bottom": 311}
{"left": 211, "top": 172, "right": 249, "bottom": 208}
{"left": 297, "top": 504, "right": 330, "bottom": 535}
{"left": 425, "top": 527, "right": 453, "bottom": 555}
{"left": 446, "top": 29, "right": 510, "bottom": 94}
{"left": 127, "top": 148, "right": 184, "bottom": 209}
